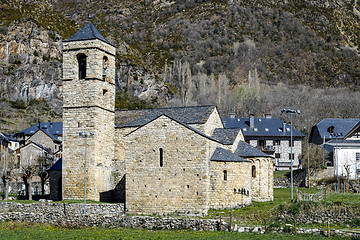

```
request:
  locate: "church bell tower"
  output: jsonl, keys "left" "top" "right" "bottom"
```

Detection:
{"left": 62, "top": 22, "right": 116, "bottom": 201}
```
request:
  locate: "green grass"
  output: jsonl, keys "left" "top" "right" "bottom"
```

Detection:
{"left": 0, "top": 222, "right": 352, "bottom": 240}
{"left": 321, "top": 193, "right": 360, "bottom": 205}
{"left": 273, "top": 170, "right": 290, "bottom": 178}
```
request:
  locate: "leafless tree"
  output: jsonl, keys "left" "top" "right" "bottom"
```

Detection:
{"left": 0, "top": 152, "right": 18, "bottom": 200}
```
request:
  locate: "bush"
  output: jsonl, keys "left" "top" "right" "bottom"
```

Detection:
{"left": 10, "top": 100, "right": 27, "bottom": 109}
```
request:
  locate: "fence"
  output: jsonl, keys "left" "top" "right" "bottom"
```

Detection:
{"left": 297, "top": 181, "right": 350, "bottom": 202}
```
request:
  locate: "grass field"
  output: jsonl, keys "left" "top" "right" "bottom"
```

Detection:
{"left": 0, "top": 222, "right": 353, "bottom": 240}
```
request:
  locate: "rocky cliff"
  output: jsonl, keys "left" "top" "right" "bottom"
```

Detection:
{"left": 0, "top": 20, "right": 62, "bottom": 112}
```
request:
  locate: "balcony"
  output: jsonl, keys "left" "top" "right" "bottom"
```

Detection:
{"left": 257, "top": 145, "right": 275, "bottom": 154}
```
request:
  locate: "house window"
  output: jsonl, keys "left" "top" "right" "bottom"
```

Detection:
{"left": 258, "top": 140, "right": 265, "bottom": 148}
{"left": 356, "top": 152, "right": 360, "bottom": 162}
{"left": 289, "top": 153, "right": 294, "bottom": 160}
{"left": 274, "top": 140, "right": 280, "bottom": 146}
{"left": 223, "top": 170, "right": 227, "bottom": 181}
{"left": 245, "top": 139, "right": 250, "bottom": 144}
{"left": 77, "top": 53, "right": 87, "bottom": 79}
{"left": 103, "top": 89, "right": 108, "bottom": 95}
{"left": 289, "top": 140, "right": 294, "bottom": 147}
{"left": 159, "top": 148, "right": 163, "bottom": 167}
{"left": 252, "top": 166, "right": 256, "bottom": 178}
{"left": 328, "top": 126, "right": 335, "bottom": 134}
{"left": 275, "top": 153, "right": 281, "bottom": 159}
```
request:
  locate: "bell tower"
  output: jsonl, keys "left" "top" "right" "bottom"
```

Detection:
{"left": 62, "top": 22, "right": 116, "bottom": 201}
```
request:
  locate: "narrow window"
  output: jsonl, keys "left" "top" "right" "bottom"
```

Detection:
{"left": 77, "top": 54, "right": 87, "bottom": 79}
{"left": 223, "top": 170, "right": 227, "bottom": 181}
{"left": 103, "top": 89, "right": 108, "bottom": 95}
{"left": 102, "top": 56, "right": 108, "bottom": 79}
{"left": 289, "top": 153, "right": 294, "bottom": 160}
{"left": 356, "top": 152, "right": 360, "bottom": 162}
{"left": 289, "top": 140, "right": 294, "bottom": 147}
{"left": 252, "top": 166, "right": 256, "bottom": 178}
{"left": 275, "top": 153, "right": 281, "bottom": 159}
{"left": 159, "top": 148, "right": 163, "bottom": 167}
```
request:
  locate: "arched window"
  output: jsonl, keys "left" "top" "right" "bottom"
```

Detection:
{"left": 77, "top": 54, "right": 87, "bottom": 79}
{"left": 159, "top": 148, "right": 163, "bottom": 167}
{"left": 102, "top": 56, "right": 108, "bottom": 79}
{"left": 252, "top": 165, "right": 256, "bottom": 178}
{"left": 223, "top": 170, "right": 227, "bottom": 181}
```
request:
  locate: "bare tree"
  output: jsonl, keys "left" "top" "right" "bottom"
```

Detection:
{"left": 300, "top": 143, "right": 328, "bottom": 169}
{"left": 21, "top": 155, "right": 38, "bottom": 200}
{"left": 0, "top": 152, "right": 18, "bottom": 200}
{"left": 37, "top": 154, "right": 54, "bottom": 196}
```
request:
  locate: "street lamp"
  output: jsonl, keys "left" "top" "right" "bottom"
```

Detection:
{"left": 79, "top": 131, "right": 95, "bottom": 215}
{"left": 281, "top": 109, "right": 300, "bottom": 202}
{"left": 332, "top": 133, "right": 342, "bottom": 193}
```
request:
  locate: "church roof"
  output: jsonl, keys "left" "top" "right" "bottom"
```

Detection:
{"left": 115, "top": 105, "right": 216, "bottom": 128}
{"left": 211, "top": 128, "right": 241, "bottom": 145}
{"left": 234, "top": 141, "right": 271, "bottom": 158}
{"left": 64, "top": 22, "right": 110, "bottom": 44}
{"left": 210, "top": 147, "right": 249, "bottom": 162}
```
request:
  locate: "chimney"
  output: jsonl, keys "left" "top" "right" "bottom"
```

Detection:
{"left": 230, "top": 113, "right": 236, "bottom": 118}
{"left": 265, "top": 113, "right": 272, "bottom": 119}
{"left": 283, "top": 123, "right": 286, "bottom": 133}
{"left": 250, "top": 114, "right": 255, "bottom": 128}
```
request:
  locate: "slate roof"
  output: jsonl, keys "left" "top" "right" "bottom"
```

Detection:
{"left": 222, "top": 117, "right": 304, "bottom": 138}
{"left": 211, "top": 128, "right": 240, "bottom": 145}
{"left": 312, "top": 119, "right": 360, "bottom": 140}
{"left": 124, "top": 114, "right": 223, "bottom": 144}
{"left": 21, "top": 141, "right": 51, "bottom": 153}
{"left": 0, "top": 133, "right": 10, "bottom": 144}
{"left": 115, "top": 105, "right": 216, "bottom": 128}
{"left": 17, "top": 122, "right": 62, "bottom": 141}
{"left": 210, "top": 147, "right": 249, "bottom": 162}
{"left": 234, "top": 141, "right": 270, "bottom": 158}
{"left": 64, "top": 22, "right": 110, "bottom": 44}
{"left": 326, "top": 139, "right": 360, "bottom": 145}
{"left": 48, "top": 158, "right": 62, "bottom": 171}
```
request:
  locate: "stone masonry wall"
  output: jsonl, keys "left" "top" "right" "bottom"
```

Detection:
{"left": 62, "top": 38, "right": 115, "bottom": 202}
{"left": 125, "top": 116, "right": 212, "bottom": 215}
{"left": 203, "top": 108, "right": 224, "bottom": 136}
{"left": 250, "top": 157, "right": 274, "bottom": 202}
{"left": 209, "top": 161, "right": 252, "bottom": 209}
{"left": 27, "top": 130, "right": 57, "bottom": 152}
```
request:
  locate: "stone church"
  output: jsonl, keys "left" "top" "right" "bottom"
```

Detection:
{"left": 61, "top": 22, "right": 274, "bottom": 215}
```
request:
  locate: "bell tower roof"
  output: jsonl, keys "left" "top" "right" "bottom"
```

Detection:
{"left": 64, "top": 22, "right": 110, "bottom": 44}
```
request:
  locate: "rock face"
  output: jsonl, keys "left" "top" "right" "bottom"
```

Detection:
{"left": 0, "top": 20, "right": 63, "bottom": 113}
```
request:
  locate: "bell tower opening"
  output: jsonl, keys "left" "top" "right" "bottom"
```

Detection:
{"left": 77, "top": 53, "right": 87, "bottom": 79}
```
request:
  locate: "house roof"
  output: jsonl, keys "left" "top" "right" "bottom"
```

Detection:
{"left": 64, "top": 22, "right": 110, "bottom": 44}
{"left": 48, "top": 158, "right": 62, "bottom": 171}
{"left": 234, "top": 141, "right": 270, "bottom": 158}
{"left": 211, "top": 128, "right": 241, "bottom": 145}
{"left": 313, "top": 118, "right": 360, "bottom": 140}
{"left": 16, "top": 122, "right": 62, "bottom": 140}
{"left": 116, "top": 105, "right": 216, "bottom": 128}
{"left": 222, "top": 117, "right": 304, "bottom": 138}
{"left": 210, "top": 147, "right": 250, "bottom": 162}
{"left": 0, "top": 133, "right": 10, "bottom": 144}
{"left": 19, "top": 141, "right": 51, "bottom": 153}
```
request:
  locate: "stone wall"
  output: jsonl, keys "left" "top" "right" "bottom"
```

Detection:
{"left": 249, "top": 157, "right": 274, "bottom": 202}
{"left": 62, "top": 38, "right": 116, "bottom": 202}
{"left": 125, "top": 116, "right": 211, "bottom": 215}
{"left": 209, "top": 160, "right": 252, "bottom": 208}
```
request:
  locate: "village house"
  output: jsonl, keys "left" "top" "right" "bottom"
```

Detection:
{"left": 310, "top": 119, "right": 360, "bottom": 180}
{"left": 222, "top": 114, "right": 304, "bottom": 171}
{"left": 57, "top": 22, "right": 275, "bottom": 215}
